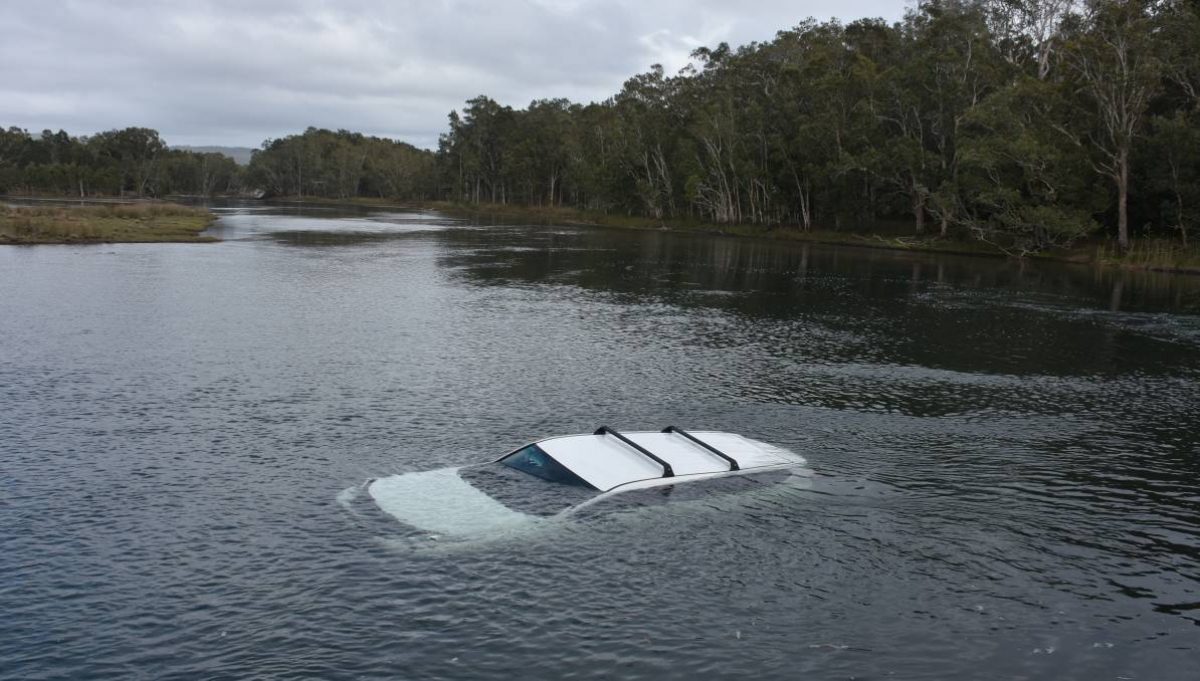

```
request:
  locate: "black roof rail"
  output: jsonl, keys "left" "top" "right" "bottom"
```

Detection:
{"left": 594, "top": 426, "right": 674, "bottom": 478}
{"left": 661, "top": 426, "right": 739, "bottom": 471}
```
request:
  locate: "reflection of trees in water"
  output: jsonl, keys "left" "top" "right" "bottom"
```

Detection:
{"left": 435, "top": 227, "right": 1200, "bottom": 377}
{"left": 425, "top": 227, "right": 1200, "bottom": 472}
{"left": 436, "top": 225, "right": 1200, "bottom": 314}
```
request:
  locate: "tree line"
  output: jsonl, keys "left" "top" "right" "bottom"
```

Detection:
{"left": 0, "top": 127, "right": 242, "bottom": 198}
{"left": 4, "top": 0, "right": 1197, "bottom": 253}
{"left": 244, "top": 128, "right": 436, "bottom": 201}
{"left": 435, "top": 0, "right": 1200, "bottom": 251}
{"left": 0, "top": 125, "right": 437, "bottom": 203}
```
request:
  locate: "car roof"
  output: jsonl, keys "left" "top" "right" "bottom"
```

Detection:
{"left": 534, "top": 429, "right": 802, "bottom": 492}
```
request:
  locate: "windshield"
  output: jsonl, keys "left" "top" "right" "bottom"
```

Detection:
{"left": 500, "top": 444, "right": 593, "bottom": 488}
{"left": 459, "top": 447, "right": 596, "bottom": 517}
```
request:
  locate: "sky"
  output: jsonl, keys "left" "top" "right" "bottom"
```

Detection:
{"left": 1, "top": 1, "right": 906, "bottom": 150}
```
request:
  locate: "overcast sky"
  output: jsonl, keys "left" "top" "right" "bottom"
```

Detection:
{"left": 2, "top": 1, "right": 905, "bottom": 149}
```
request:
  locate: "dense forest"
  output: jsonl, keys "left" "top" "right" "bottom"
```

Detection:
{"left": 0, "top": 125, "right": 434, "bottom": 201}
{"left": 0, "top": 127, "right": 242, "bottom": 198}
{"left": 245, "top": 129, "right": 435, "bottom": 200}
{"left": 2, "top": 0, "right": 1198, "bottom": 254}
{"left": 434, "top": 0, "right": 1200, "bottom": 252}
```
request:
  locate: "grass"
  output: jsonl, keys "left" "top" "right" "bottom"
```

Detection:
{"left": 0, "top": 202, "right": 217, "bottom": 244}
{"left": 1082, "top": 238, "right": 1200, "bottom": 274}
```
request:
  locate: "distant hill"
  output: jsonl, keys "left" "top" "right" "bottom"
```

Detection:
{"left": 171, "top": 145, "right": 255, "bottom": 165}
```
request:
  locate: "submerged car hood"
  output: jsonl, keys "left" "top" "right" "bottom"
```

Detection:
{"left": 368, "top": 467, "right": 538, "bottom": 537}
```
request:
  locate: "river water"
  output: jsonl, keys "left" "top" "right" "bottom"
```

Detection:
{"left": 1, "top": 202, "right": 1198, "bottom": 680}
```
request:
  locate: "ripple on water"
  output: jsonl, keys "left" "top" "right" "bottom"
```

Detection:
{"left": 0, "top": 204, "right": 1198, "bottom": 680}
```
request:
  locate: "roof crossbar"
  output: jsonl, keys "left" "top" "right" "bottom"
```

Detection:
{"left": 594, "top": 426, "right": 675, "bottom": 478}
{"left": 661, "top": 426, "right": 740, "bottom": 471}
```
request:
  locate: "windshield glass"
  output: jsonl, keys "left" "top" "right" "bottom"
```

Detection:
{"left": 459, "top": 460, "right": 595, "bottom": 517}
{"left": 500, "top": 444, "right": 593, "bottom": 488}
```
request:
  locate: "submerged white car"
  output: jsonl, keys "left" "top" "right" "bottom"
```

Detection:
{"left": 367, "top": 426, "right": 809, "bottom": 540}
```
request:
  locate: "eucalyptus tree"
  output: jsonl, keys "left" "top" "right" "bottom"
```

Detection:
{"left": 1143, "top": 0, "right": 1200, "bottom": 246}
{"left": 88, "top": 127, "right": 165, "bottom": 196}
{"left": 501, "top": 98, "right": 575, "bottom": 205}
{"left": 1144, "top": 114, "right": 1200, "bottom": 246}
{"left": 835, "top": 18, "right": 903, "bottom": 228}
{"left": 0, "top": 127, "right": 29, "bottom": 168}
{"left": 437, "top": 111, "right": 467, "bottom": 199}
{"left": 248, "top": 128, "right": 433, "bottom": 201}
{"left": 0, "top": 128, "right": 29, "bottom": 192}
{"left": 326, "top": 130, "right": 368, "bottom": 199}
{"left": 914, "top": 1, "right": 1009, "bottom": 236}
{"left": 611, "top": 65, "right": 680, "bottom": 220}
{"left": 437, "top": 101, "right": 502, "bottom": 203}
{"left": 1062, "top": 0, "right": 1162, "bottom": 250}
{"left": 682, "top": 44, "right": 750, "bottom": 224}
{"left": 418, "top": 0, "right": 1195, "bottom": 252}
{"left": 161, "top": 150, "right": 240, "bottom": 196}
{"left": 248, "top": 139, "right": 292, "bottom": 196}
{"left": 874, "top": 9, "right": 942, "bottom": 234}
{"left": 985, "top": 0, "right": 1077, "bottom": 79}
{"left": 568, "top": 102, "right": 626, "bottom": 212}
{"left": 364, "top": 139, "right": 435, "bottom": 200}
{"left": 957, "top": 78, "right": 1099, "bottom": 251}
{"left": 460, "top": 96, "right": 516, "bottom": 203}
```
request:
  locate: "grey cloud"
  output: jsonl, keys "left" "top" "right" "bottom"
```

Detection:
{"left": 0, "top": 0, "right": 904, "bottom": 148}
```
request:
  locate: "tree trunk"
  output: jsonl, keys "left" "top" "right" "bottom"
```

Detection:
{"left": 1117, "top": 147, "right": 1130, "bottom": 251}
{"left": 799, "top": 188, "right": 811, "bottom": 231}
{"left": 913, "top": 190, "right": 925, "bottom": 236}
{"left": 1170, "top": 158, "right": 1188, "bottom": 248}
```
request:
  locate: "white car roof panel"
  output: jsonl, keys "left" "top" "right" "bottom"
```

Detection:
{"left": 536, "top": 431, "right": 800, "bottom": 492}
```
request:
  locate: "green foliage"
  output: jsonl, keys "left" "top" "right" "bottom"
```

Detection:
{"left": 8, "top": 0, "right": 1197, "bottom": 256}
{"left": 430, "top": 0, "right": 1200, "bottom": 253}
{"left": 1142, "top": 111, "right": 1200, "bottom": 246}
{"left": 956, "top": 77, "right": 1101, "bottom": 251}
{"left": 0, "top": 126, "right": 242, "bottom": 197}
{"left": 246, "top": 127, "right": 434, "bottom": 200}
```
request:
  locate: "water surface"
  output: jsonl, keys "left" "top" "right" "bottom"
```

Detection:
{"left": 2, "top": 202, "right": 1198, "bottom": 679}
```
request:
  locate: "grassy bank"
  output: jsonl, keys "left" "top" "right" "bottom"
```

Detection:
{"left": 1082, "top": 239, "right": 1200, "bottom": 273}
{"left": 0, "top": 203, "right": 217, "bottom": 244}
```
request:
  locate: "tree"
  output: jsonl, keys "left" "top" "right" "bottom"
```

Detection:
{"left": 1063, "top": 0, "right": 1162, "bottom": 250}
{"left": 91, "top": 127, "right": 165, "bottom": 196}
{"left": 247, "top": 128, "right": 434, "bottom": 201}
{"left": 958, "top": 78, "right": 1099, "bottom": 251}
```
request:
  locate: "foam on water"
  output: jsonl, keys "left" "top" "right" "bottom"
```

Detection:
{"left": 335, "top": 483, "right": 364, "bottom": 515}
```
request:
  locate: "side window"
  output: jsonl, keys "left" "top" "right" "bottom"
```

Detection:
{"left": 501, "top": 445, "right": 593, "bottom": 489}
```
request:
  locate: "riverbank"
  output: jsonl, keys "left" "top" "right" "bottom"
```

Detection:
{"left": 432, "top": 200, "right": 1007, "bottom": 253}
{"left": 435, "top": 202, "right": 1200, "bottom": 274}
{"left": 0, "top": 203, "right": 217, "bottom": 244}
{"left": 263, "top": 197, "right": 1007, "bottom": 256}
{"left": 376, "top": 199, "right": 1200, "bottom": 275}
{"left": 228, "top": 195, "right": 1200, "bottom": 274}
